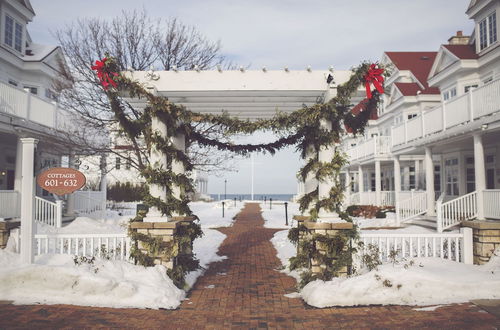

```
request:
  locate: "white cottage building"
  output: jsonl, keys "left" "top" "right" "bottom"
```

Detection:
{"left": 342, "top": 0, "right": 500, "bottom": 232}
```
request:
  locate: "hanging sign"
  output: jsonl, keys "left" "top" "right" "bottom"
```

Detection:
{"left": 37, "top": 167, "right": 86, "bottom": 195}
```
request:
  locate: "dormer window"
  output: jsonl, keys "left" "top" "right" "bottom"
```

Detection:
{"left": 479, "top": 12, "right": 497, "bottom": 51}
{"left": 4, "top": 14, "right": 23, "bottom": 52}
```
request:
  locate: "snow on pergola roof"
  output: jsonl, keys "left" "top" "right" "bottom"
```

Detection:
{"left": 127, "top": 69, "right": 364, "bottom": 119}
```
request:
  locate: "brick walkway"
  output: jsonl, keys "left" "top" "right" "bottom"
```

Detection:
{"left": 1, "top": 203, "right": 499, "bottom": 329}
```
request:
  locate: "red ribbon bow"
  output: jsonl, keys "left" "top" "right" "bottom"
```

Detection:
{"left": 91, "top": 57, "right": 118, "bottom": 90}
{"left": 364, "top": 64, "right": 384, "bottom": 99}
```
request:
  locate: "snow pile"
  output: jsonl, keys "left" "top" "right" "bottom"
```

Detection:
{"left": 300, "top": 255, "right": 500, "bottom": 307}
{"left": 270, "top": 230, "right": 300, "bottom": 280}
{"left": 190, "top": 201, "right": 244, "bottom": 228}
{"left": 186, "top": 228, "right": 227, "bottom": 288}
{"left": 353, "top": 212, "right": 399, "bottom": 229}
{"left": 0, "top": 250, "right": 185, "bottom": 309}
{"left": 261, "top": 201, "right": 300, "bottom": 228}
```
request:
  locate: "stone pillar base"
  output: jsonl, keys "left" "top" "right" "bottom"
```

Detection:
{"left": 462, "top": 221, "right": 500, "bottom": 265}
{"left": 129, "top": 216, "right": 197, "bottom": 268}
{"left": 301, "top": 219, "right": 353, "bottom": 277}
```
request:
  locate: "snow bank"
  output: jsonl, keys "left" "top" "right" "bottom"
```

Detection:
{"left": 261, "top": 201, "right": 300, "bottom": 229}
{"left": 270, "top": 230, "right": 301, "bottom": 281}
{"left": 0, "top": 250, "right": 184, "bottom": 309}
{"left": 186, "top": 228, "right": 227, "bottom": 288}
{"left": 301, "top": 256, "right": 500, "bottom": 307}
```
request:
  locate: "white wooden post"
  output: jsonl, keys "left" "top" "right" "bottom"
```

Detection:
{"left": 461, "top": 227, "right": 473, "bottom": 264}
{"left": 425, "top": 147, "right": 435, "bottom": 216}
{"left": 144, "top": 115, "right": 169, "bottom": 222}
{"left": 436, "top": 200, "right": 443, "bottom": 233}
{"left": 171, "top": 131, "right": 186, "bottom": 216}
{"left": 473, "top": 133, "right": 486, "bottom": 220}
{"left": 317, "top": 118, "right": 340, "bottom": 221}
{"left": 375, "top": 160, "right": 381, "bottom": 206}
{"left": 55, "top": 200, "right": 63, "bottom": 228}
{"left": 394, "top": 156, "right": 401, "bottom": 225}
{"left": 358, "top": 164, "right": 364, "bottom": 204}
{"left": 304, "top": 144, "right": 318, "bottom": 215}
{"left": 20, "top": 138, "right": 38, "bottom": 264}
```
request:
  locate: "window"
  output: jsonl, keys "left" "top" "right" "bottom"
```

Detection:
{"left": 407, "top": 113, "right": 417, "bottom": 120}
{"left": 479, "top": 12, "right": 497, "bottom": 51}
{"left": 445, "top": 158, "right": 459, "bottom": 196}
{"left": 464, "top": 85, "right": 478, "bottom": 93}
{"left": 4, "top": 15, "right": 23, "bottom": 52}
{"left": 125, "top": 158, "right": 131, "bottom": 170}
{"left": 434, "top": 165, "right": 441, "bottom": 193}
{"left": 443, "top": 88, "right": 456, "bottom": 101}
{"left": 8, "top": 79, "right": 18, "bottom": 87}
{"left": 23, "top": 86, "right": 38, "bottom": 95}
{"left": 115, "top": 157, "right": 121, "bottom": 170}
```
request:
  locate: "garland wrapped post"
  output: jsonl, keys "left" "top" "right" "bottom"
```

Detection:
{"left": 91, "top": 55, "right": 385, "bottom": 288}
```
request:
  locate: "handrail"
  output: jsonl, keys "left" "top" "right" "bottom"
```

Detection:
{"left": 34, "top": 196, "right": 62, "bottom": 227}
{"left": 437, "top": 190, "right": 477, "bottom": 233}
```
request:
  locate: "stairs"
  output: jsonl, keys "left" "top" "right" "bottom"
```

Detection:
{"left": 407, "top": 216, "right": 437, "bottom": 230}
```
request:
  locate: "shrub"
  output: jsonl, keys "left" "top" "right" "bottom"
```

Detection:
{"left": 107, "top": 182, "right": 147, "bottom": 202}
{"left": 375, "top": 210, "right": 386, "bottom": 218}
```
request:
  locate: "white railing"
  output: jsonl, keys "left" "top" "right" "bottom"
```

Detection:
{"left": 392, "top": 78, "right": 500, "bottom": 147}
{"left": 0, "top": 190, "right": 20, "bottom": 219}
{"left": 359, "top": 227, "right": 473, "bottom": 264}
{"left": 33, "top": 233, "right": 131, "bottom": 261}
{"left": 74, "top": 190, "right": 107, "bottom": 219}
{"left": 437, "top": 191, "right": 477, "bottom": 233}
{"left": 484, "top": 190, "right": 500, "bottom": 219}
{"left": 359, "top": 192, "right": 377, "bottom": 205}
{"left": 346, "top": 136, "right": 391, "bottom": 161}
{"left": 349, "top": 192, "right": 360, "bottom": 205}
{"left": 35, "top": 197, "right": 62, "bottom": 227}
{"left": 396, "top": 191, "right": 427, "bottom": 224}
{"left": 0, "top": 80, "right": 73, "bottom": 131}
{"left": 380, "top": 191, "right": 395, "bottom": 206}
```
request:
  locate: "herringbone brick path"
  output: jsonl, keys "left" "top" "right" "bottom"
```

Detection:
{"left": 0, "top": 203, "right": 498, "bottom": 329}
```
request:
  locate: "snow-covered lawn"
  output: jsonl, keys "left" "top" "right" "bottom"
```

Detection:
{"left": 0, "top": 201, "right": 244, "bottom": 309}
{"left": 271, "top": 208, "right": 500, "bottom": 307}
{"left": 261, "top": 201, "right": 300, "bottom": 229}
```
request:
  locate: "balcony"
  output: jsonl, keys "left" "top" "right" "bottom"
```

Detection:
{"left": 0, "top": 81, "right": 73, "bottom": 131}
{"left": 346, "top": 136, "right": 391, "bottom": 162}
{"left": 392, "top": 78, "right": 500, "bottom": 147}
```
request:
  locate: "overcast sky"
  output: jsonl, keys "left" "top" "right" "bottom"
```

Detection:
{"left": 29, "top": 0, "right": 473, "bottom": 195}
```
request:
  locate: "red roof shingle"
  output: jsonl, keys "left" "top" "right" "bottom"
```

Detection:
{"left": 394, "top": 82, "right": 440, "bottom": 96}
{"left": 443, "top": 44, "right": 478, "bottom": 60}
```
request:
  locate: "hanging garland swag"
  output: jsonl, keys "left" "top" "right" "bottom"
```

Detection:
{"left": 92, "top": 56, "right": 385, "bottom": 286}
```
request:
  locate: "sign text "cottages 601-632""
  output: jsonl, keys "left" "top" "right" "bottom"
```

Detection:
{"left": 37, "top": 167, "right": 86, "bottom": 195}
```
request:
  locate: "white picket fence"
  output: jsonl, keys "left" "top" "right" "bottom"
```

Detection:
{"left": 0, "top": 190, "right": 20, "bottom": 219}
{"left": 74, "top": 190, "right": 106, "bottom": 218}
{"left": 395, "top": 191, "right": 427, "bottom": 223}
{"left": 35, "top": 197, "right": 62, "bottom": 227}
{"left": 32, "top": 233, "right": 131, "bottom": 261}
{"left": 359, "top": 228, "right": 473, "bottom": 264}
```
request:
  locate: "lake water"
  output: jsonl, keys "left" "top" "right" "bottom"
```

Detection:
{"left": 209, "top": 193, "right": 294, "bottom": 202}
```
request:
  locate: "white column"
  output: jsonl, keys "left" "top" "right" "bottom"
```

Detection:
{"left": 425, "top": 147, "right": 435, "bottom": 216}
{"left": 20, "top": 138, "right": 38, "bottom": 264}
{"left": 375, "top": 160, "right": 381, "bottom": 206}
{"left": 474, "top": 133, "right": 486, "bottom": 220}
{"left": 144, "top": 116, "right": 169, "bottom": 222}
{"left": 14, "top": 138, "right": 23, "bottom": 192}
{"left": 394, "top": 156, "right": 401, "bottom": 193}
{"left": 414, "top": 160, "right": 420, "bottom": 190}
{"left": 304, "top": 144, "right": 318, "bottom": 215}
{"left": 345, "top": 169, "right": 351, "bottom": 206}
{"left": 358, "top": 164, "right": 364, "bottom": 204}
{"left": 171, "top": 131, "right": 186, "bottom": 216}
{"left": 66, "top": 150, "right": 76, "bottom": 216}
{"left": 317, "top": 119, "right": 341, "bottom": 221}
{"left": 403, "top": 165, "right": 410, "bottom": 190}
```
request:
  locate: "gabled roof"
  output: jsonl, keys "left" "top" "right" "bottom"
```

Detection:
{"left": 442, "top": 44, "right": 478, "bottom": 59}
{"left": 350, "top": 98, "right": 378, "bottom": 120}
{"left": 384, "top": 52, "right": 437, "bottom": 89}
{"left": 394, "top": 82, "right": 440, "bottom": 96}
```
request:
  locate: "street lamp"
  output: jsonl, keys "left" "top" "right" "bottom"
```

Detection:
{"left": 224, "top": 179, "right": 227, "bottom": 200}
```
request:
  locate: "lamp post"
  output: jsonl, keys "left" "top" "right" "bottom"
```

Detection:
{"left": 224, "top": 179, "right": 227, "bottom": 200}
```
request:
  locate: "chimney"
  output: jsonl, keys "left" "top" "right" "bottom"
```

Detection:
{"left": 448, "top": 30, "right": 470, "bottom": 45}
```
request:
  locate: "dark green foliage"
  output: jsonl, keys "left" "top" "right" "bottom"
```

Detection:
{"left": 375, "top": 210, "right": 386, "bottom": 218}
{"left": 346, "top": 205, "right": 360, "bottom": 216}
{"left": 107, "top": 182, "right": 147, "bottom": 202}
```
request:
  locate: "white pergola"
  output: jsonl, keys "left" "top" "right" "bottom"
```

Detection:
{"left": 127, "top": 68, "right": 364, "bottom": 222}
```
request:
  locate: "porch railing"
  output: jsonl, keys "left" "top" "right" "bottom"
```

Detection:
{"left": 346, "top": 136, "right": 391, "bottom": 161}
{"left": 32, "top": 233, "right": 131, "bottom": 261}
{"left": 484, "top": 190, "right": 500, "bottom": 219}
{"left": 74, "top": 190, "right": 106, "bottom": 219}
{"left": 0, "top": 190, "right": 20, "bottom": 219}
{"left": 359, "top": 227, "right": 473, "bottom": 264}
{"left": 392, "top": 78, "right": 500, "bottom": 147}
{"left": 437, "top": 191, "right": 477, "bottom": 233}
{"left": 35, "top": 197, "right": 63, "bottom": 227}
{"left": 396, "top": 191, "right": 427, "bottom": 224}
